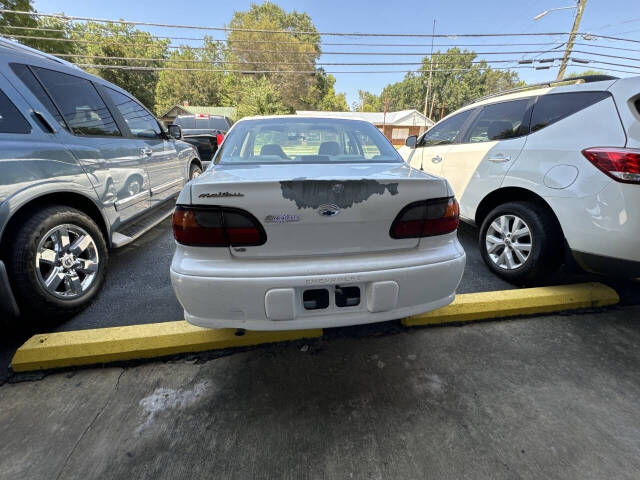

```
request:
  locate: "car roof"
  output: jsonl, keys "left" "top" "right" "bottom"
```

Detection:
{"left": 237, "top": 114, "right": 371, "bottom": 123}
{"left": 439, "top": 76, "right": 628, "bottom": 122}
{"left": 0, "top": 37, "right": 139, "bottom": 100}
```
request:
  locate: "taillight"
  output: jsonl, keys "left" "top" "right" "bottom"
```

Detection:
{"left": 390, "top": 197, "right": 459, "bottom": 239}
{"left": 216, "top": 133, "right": 224, "bottom": 146}
{"left": 172, "top": 206, "right": 266, "bottom": 247}
{"left": 582, "top": 147, "right": 640, "bottom": 184}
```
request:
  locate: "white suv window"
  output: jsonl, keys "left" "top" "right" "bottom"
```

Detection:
{"left": 420, "top": 109, "right": 472, "bottom": 147}
{"left": 464, "top": 99, "right": 531, "bottom": 143}
{"left": 530, "top": 91, "right": 610, "bottom": 133}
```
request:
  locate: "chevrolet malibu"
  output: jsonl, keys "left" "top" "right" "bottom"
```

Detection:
{"left": 170, "top": 116, "right": 466, "bottom": 330}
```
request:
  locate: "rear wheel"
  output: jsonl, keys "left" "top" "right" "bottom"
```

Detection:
{"left": 189, "top": 163, "right": 202, "bottom": 180}
{"left": 6, "top": 205, "right": 108, "bottom": 324}
{"left": 479, "top": 201, "right": 562, "bottom": 284}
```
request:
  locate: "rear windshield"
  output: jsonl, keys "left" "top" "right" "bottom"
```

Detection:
{"left": 175, "top": 115, "right": 229, "bottom": 130}
{"left": 215, "top": 118, "right": 401, "bottom": 165}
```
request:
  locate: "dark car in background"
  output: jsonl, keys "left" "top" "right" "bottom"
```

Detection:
{"left": 171, "top": 114, "right": 233, "bottom": 169}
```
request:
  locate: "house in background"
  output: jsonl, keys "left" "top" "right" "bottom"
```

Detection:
{"left": 296, "top": 109, "right": 434, "bottom": 145}
{"left": 159, "top": 102, "right": 237, "bottom": 126}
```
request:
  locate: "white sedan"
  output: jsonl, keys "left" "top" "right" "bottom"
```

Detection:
{"left": 170, "top": 116, "right": 465, "bottom": 330}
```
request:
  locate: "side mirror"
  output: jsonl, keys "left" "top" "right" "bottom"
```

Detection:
{"left": 168, "top": 124, "right": 182, "bottom": 140}
{"left": 405, "top": 135, "right": 418, "bottom": 149}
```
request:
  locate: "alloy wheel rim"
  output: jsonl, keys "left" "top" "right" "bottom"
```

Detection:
{"left": 485, "top": 214, "right": 533, "bottom": 270}
{"left": 35, "top": 224, "right": 100, "bottom": 299}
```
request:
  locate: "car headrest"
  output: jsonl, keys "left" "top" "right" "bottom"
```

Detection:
{"left": 260, "top": 144, "right": 288, "bottom": 159}
{"left": 487, "top": 121, "right": 514, "bottom": 140}
{"left": 318, "top": 141, "right": 340, "bottom": 156}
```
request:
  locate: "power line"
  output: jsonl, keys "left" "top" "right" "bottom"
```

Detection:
{"left": 0, "top": 9, "right": 608, "bottom": 39}
{"left": 53, "top": 52, "right": 566, "bottom": 66}
{"left": 6, "top": 34, "right": 640, "bottom": 62}
{"left": 73, "top": 61, "right": 639, "bottom": 75}
{"left": 3, "top": 24, "right": 628, "bottom": 50}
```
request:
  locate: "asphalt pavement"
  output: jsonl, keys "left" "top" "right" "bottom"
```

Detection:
{"left": 2, "top": 306, "right": 640, "bottom": 479}
{"left": 1, "top": 219, "right": 638, "bottom": 383}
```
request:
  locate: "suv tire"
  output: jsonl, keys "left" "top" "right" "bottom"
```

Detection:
{"left": 479, "top": 201, "right": 562, "bottom": 284}
{"left": 7, "top": 205, "right": 108, "bottom": 323}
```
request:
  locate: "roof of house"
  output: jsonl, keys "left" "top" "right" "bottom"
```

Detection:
{"left": 160, "top": 105, "right": 237, "bottom": 120}
{"left": 295, "top": 109, "right": 434, "bottom": 127}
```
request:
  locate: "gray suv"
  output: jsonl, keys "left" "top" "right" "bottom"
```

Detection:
{"left": 0, "top": 40, "right": 202, "bottom": 325}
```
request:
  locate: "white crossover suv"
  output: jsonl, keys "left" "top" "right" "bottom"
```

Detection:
{"left": 170, "top": 116, "right": 465, "bottom": 330}
{"left": 399, "top": 75, "right": 640, "bottom": 283}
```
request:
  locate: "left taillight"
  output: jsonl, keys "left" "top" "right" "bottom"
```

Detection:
{"left": 390, "top": 197, "right": 459, "bottom": 239}
{"left": 172, "top": 206, "right": 266, "bottom": 247}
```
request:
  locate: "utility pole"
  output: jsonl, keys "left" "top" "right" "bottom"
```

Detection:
{"left": 557, "top": 0, "right": 587, "bottom": 80}
{"left": 423, "top": 20, "right": 436, "bottom": 121}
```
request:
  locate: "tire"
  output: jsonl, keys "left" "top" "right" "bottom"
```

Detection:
{"left": 6, "top": 205, "right": 108, "bottom": 324}
{"left": 189, "top": 163, "right": 203, "bottom": 180}
{"left": 479, "top": 201, "right": 563, "bottom": 284}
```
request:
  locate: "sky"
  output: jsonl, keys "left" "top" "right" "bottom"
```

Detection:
{"left": 33, "top": 0, "right": 640, "bottom": 108}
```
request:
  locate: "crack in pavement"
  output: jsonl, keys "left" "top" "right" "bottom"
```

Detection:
{"left": 54, "top": 368, "right": 126, "bottom": 480}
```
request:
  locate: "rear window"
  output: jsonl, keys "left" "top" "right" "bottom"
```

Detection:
{"left": 530, "top": 91, "right": 610, "bottom": 133}
{"left": 175, "top": 115, "right": 229, "bottom": 130}
{"left": 216, "top": 118, "right": 401, "bottom": 165}
{"left": 0, "top": 89, "right": 30, "bottom": 134}
{"left": 31, "top": 67, "right": 121, "bottom": 137}
{"left": 11, "top": 63, "right": 67, "bottom": 130}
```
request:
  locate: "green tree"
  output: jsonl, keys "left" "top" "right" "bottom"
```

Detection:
{"left": 303, "top": 70, "right": 348, "bottom": 111}
{"left": 71, "top": 22, "right": 169, "bottom": 110}
{"left": 228, "top": 2, "right": 346, "bottom": 112}
{"left": 355, "top": 90, "right": 383, "bottom": 112}
{"left": 566, "top": 69, "right": 607, "bottom": 79}
{"left": 154, "top": 38, "right": 229, "bottom": 115}
{"left": 369, "top": 48, "right": 523, "bottom": 119}
{"left": 0, "top": 0, "right": 74, "bottom": 55}
{"left": 232, "top": 75, "right": 289, "bottom": 118}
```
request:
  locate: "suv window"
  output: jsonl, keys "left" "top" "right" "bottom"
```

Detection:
{"left": 0, "top": 89, "right": 31, "bottom": 134}
{"left": 531, "top": 91, "right": 610, "bottom": 133}
{"left": 105, "top": 87, "right": 162, "bottom": 139}
{"left": 464, "top": 99, "right": 530, "bottom": 143}
{"left": 11, "top": 63, "right": 68, "bottom": 130}
{"left": 31, "top": 67, "right": 121, "bottom": 137}
{"left": 421, "top": 109, "right": 472, "bottom": 147}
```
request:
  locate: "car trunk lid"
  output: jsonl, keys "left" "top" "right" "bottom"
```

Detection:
{"left": 189, "top": 162, "right": 450, "bottom": 258}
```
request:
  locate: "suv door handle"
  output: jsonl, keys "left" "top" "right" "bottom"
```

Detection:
{"left": 431, "top": 156, "right": 443, "bottom": 163}
{"left": 140, "top": 147, "right": 152, "bottom": 156}
{"left": 488, "top": 154, "right": 511, "bottom": 163}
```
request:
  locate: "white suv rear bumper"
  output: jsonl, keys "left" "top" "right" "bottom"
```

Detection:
{"left": 171, "top": 246, "right": 465, "bottom": 331}
{"left": 548, "top": 180, "right": 640, "bottom": 268}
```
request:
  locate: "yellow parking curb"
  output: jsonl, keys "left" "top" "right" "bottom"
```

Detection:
{"left": 11, "top": 322, "right": 322, "bottom": 372}
{"left": 402, "top": 282, "right": 619, "bottom": 327}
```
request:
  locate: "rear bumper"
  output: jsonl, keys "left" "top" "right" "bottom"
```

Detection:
{"left": 572, "top": 250, "right": 640, "bottom": 278}
{"left": 171, "top": 252, "right": 466, "bottom": 331}
{"left": 547, "top": 181, "right": 640, "bottom": 265}
{"left": 0, "top": 260, "right": 20, "bottom": 320}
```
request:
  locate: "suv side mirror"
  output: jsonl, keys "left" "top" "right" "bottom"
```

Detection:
{"left": 405, "top": 135, "right": 418, "bottom": 149}
{"left": 168, "top": 124, "right": 182, "bottom": 140}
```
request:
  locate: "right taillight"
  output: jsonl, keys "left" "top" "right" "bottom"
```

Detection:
{"left": 172, "top": 206, "right": 266, "bottom": 247}
{"left": 390, "top": 197, "right": 459, "bottom": 239}
{"left": 216, "top": 133, "right": 225, "bottom": 146}
{"left": 582, "top": 147, "right": 640, "bottom": 184}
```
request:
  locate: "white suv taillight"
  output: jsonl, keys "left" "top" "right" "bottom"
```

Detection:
{"left": 582, "top": 147, "right": 640, "bottom": 184}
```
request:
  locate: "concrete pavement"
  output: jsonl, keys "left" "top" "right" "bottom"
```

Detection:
{"left": 2, "top": 306, "right": 640, "bottom": 479}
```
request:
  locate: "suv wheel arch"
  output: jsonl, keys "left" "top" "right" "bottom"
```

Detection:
{"left": 1, "top": 192, "right": 110, "bottom": 251}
